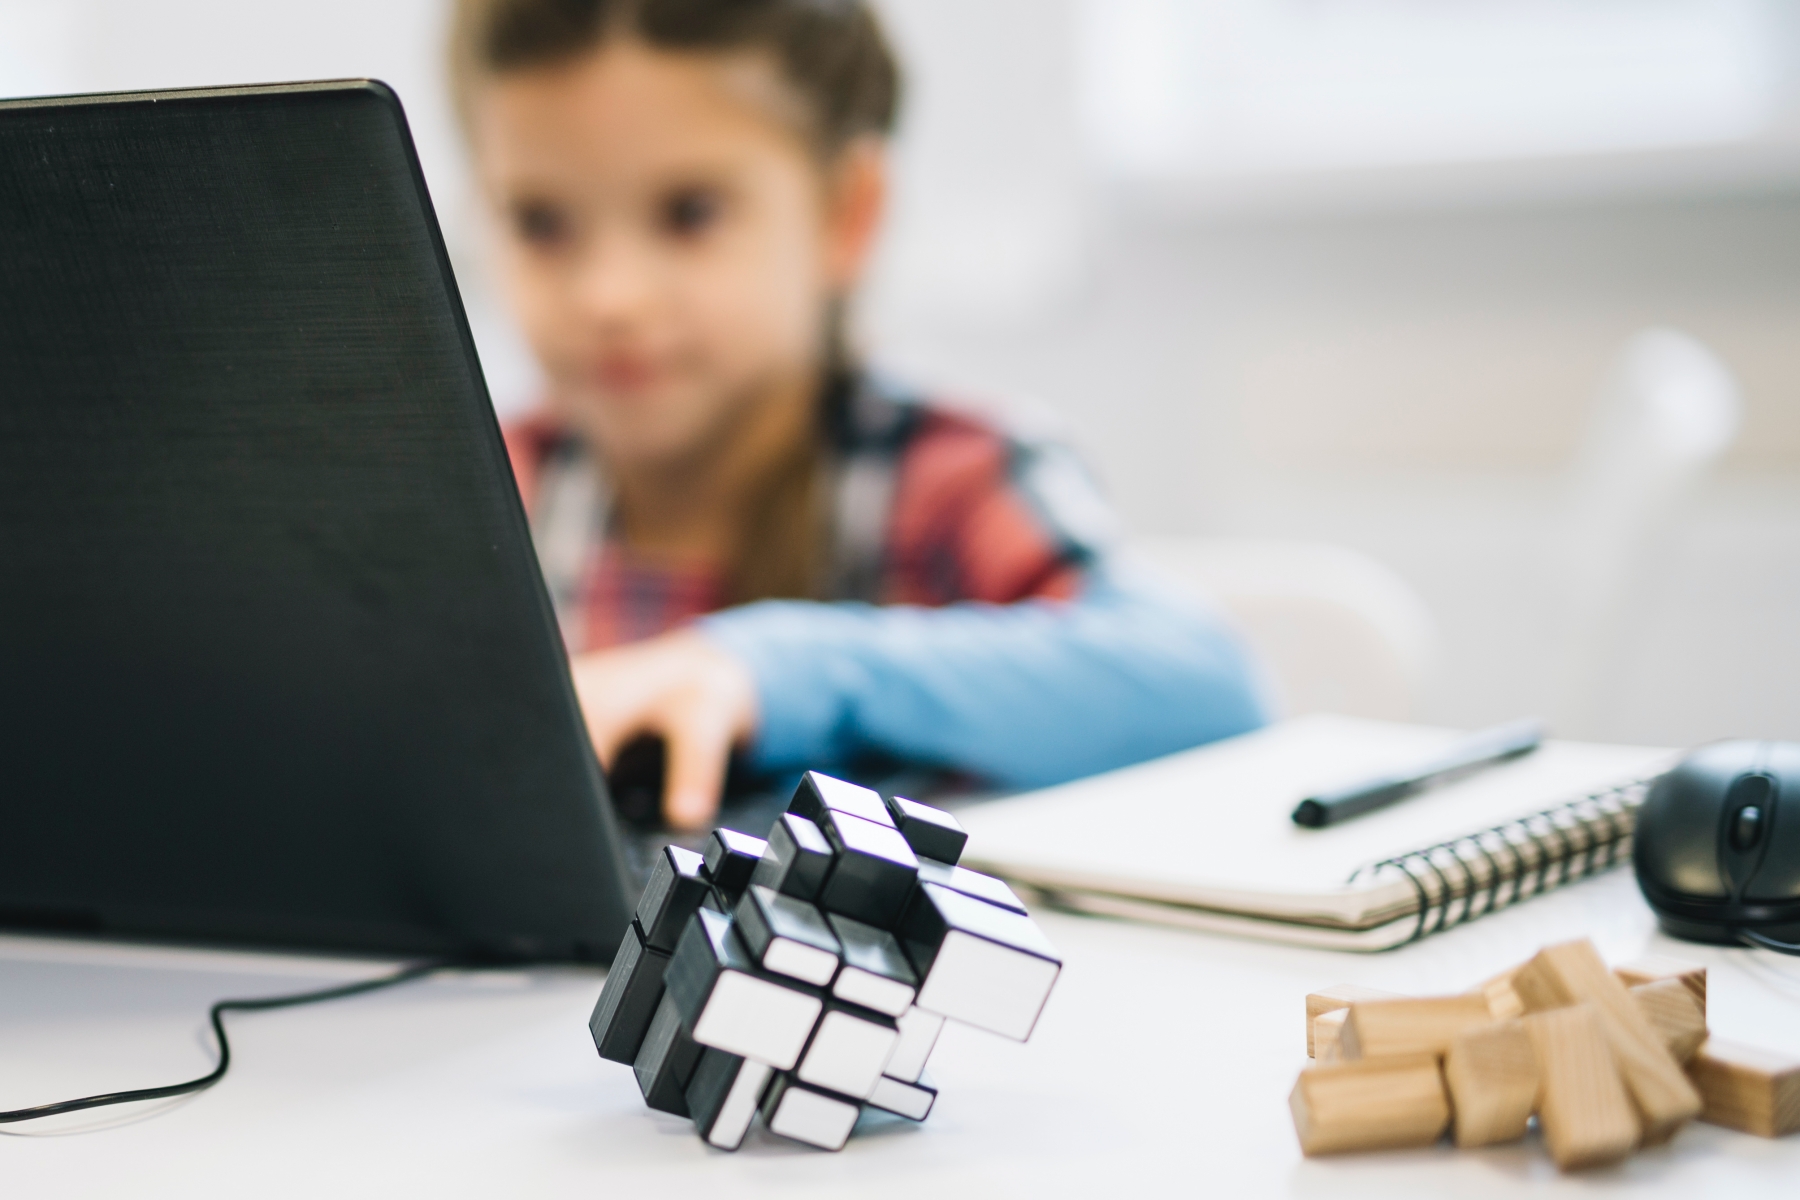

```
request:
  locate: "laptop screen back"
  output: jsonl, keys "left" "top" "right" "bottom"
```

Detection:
{"left": 0, "top": 81, "right": 634, "bottom": 961}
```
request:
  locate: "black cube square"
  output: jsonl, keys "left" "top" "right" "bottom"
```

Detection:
{"left": 884, "top": 795, "right": 967, "bottom": 865}
{"left": 815, "top": 809, "right": 919, "bottom": 929}
{"left": 748, "top": 811, "right": 835, "bottom": 902}
{"left": 788, "top": 770, "right": 893, "bottom": 828}
{"left": 825, "top": 913, "right": 917, "bottom": 1017}
{"left": 634, "top": 992, "right": 704, "bottom": 1116}
{"left": 734, "top": 885, "right": 842, "bottom": 988}
{"left": 916, "top": 857, "right": 1027, "bottom": 914}
{"left": 702, "top": 828, "right": 767, "bottom": 906}
{"left": 636, "top": 844, "right": 712, "bottom": 953}
{"left": 685, "top": 1047, "right": 773, "bottom": 1151}
{"left": 901, "top": 881, "right": 1061, "bottom": 1042}
{"left": 664, "top": 907, "right": 825, "bottom": 1071}
{"left": 589, "top": 918, "right": 670, "bottom": 1064}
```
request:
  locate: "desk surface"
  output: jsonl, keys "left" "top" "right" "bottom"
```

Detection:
{"left": 3, "top": 870, "right": 1799, "bottom": 1198}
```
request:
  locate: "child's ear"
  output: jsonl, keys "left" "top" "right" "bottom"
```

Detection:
{"left": 821, "top": 138, "right": 887, "bottom": 291}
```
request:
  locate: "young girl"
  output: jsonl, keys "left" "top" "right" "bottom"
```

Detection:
{"left": 451, "top": 0, "right": 1265, "bottom": 830}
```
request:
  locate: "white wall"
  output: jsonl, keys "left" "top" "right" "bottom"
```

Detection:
{"left": 0, "top": 0, "right": 545, "bottom": 410}
{"left": 5, "top": 0, "right": 1796, "bottom": 748}
{"left": 864, "top": 0, "right": 1800, "bottom": 749}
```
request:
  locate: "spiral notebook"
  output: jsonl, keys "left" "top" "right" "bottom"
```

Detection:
{"left": 955, "top": 715, "right": 1676, "bottom": 951}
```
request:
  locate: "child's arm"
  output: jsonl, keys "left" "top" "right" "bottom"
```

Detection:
{"left": 698, "top": 567, "right": 1268, "bottom": 787}
{"left": 562, "top": 399, "right": 1269, "bottom": 824}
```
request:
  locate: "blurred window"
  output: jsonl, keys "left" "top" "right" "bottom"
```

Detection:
{"left": 1077, "top": 0, "right": 1789, "bottom": 178}
{"left": 0, "top": 2, "right": 79, "bottom": 97}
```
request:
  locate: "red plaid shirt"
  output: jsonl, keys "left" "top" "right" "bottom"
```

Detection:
{"left": 503, "top": 373, "right": 1108, "bottom": 654}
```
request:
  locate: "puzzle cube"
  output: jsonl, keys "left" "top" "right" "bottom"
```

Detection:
{"left": 592, "top": 770, "right": 1060, "bottom": 1152}
{"left": 813, "top": 808, "right": 919, "bottom": 928}
{"left": 916, "top": 857, "right": 1027, "bottom": 913}
{"left": 734, "top": 885, "right": 841, "bottom": 988}
{"left": 883, "top": 1005, "right": 945, "bottom": 1084}
{"left": 703, "top": 828, "right": 767, "bottom": 907}
{"left": 666, "top": 907, "right": 823, "bottom": 1070}
{"left": 788, "top": 770, "right": 894, "bottom": 828}
{"left": 867, "top": 1069, "right": 937, "bottom": 1122}
{"left": 795, "top": 999, "right": 900, "bottom": 1100}
{"left": 637, "top": 844, "right": 713, "bottom": 953}
{"left": 635, "top": 993, "right": 704, "bottom": 1116}
{"left": 750, "top": 812, "right": 835, "bottom": 902}
{"left": 826, "top": 913, "right": 917, "bottom": 1017}
{"left": 885, "top": 795, "right": 967, "bottom": 865}
{"left": 589, "top": 918, "right": 670, "bottom": 1064}
{"left": 902, "top": 881, "right": 1062, "bottom": 1041}
{"left": 686, "top": 1047, "right": 774, "bottom": 1151}
{"left": 760, "top": 1072, "right": 860, "bottom": 1152}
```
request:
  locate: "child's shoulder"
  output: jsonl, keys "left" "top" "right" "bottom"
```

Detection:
{"left": 838, "top": 371, "right": 1117, "bottom": 594}
{"left": 835, "top": 370, "right": 1075, "bottom": 470}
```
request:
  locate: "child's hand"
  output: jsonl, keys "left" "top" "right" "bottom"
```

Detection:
{"left": 569, "top": 631, "right": 758, "bottom": 832}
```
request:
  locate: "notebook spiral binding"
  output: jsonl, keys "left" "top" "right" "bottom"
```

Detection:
{"left": 1346, "top": 777, "right": 1653, "bottom": 946}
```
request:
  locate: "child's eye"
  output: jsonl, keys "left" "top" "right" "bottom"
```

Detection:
{"left": 512, "top": 199, "right": 572, "bottom": 249}
{"left": 660, "top": 187, "right": 724, "bottom": 239}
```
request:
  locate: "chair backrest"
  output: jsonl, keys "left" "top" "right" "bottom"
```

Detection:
{"left": 1551, "top": 327, "right": 1742, "bottom": 735}
{"left": 1128, "top": 536, "right": 1437, "bottom": 721}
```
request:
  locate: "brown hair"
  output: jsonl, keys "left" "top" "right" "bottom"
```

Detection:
{"left": 450, "top": 0, "right": 900, "bottom": 605}
{"left": 451, "top": 0, "right": 900, "bottom": 160}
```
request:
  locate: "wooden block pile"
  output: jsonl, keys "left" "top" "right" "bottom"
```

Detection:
{"left": 1290, "top": 939, "right": 1800, "bottom": 1171}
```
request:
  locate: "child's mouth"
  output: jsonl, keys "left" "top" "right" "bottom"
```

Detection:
{"left": 592, "top": 355, "right": 664, "bottom": 395}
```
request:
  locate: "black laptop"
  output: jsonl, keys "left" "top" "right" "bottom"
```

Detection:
{"left": 0, "top": 80, "right": 637, "bottom": 962}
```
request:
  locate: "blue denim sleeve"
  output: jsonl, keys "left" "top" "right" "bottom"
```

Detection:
{"left": 696, "top": 571, "right": 1269, "bottom": 788}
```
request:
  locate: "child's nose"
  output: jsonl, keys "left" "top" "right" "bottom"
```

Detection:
{"left": 571, "top": 229, "right": 663, "bottom": 327}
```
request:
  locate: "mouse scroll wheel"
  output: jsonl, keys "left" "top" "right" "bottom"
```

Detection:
{"left": 1730, "top": 805, "right": 1764, "bottom": 852}
{"left": 1726, "top": 773, "right": 1775, "bottom": 852}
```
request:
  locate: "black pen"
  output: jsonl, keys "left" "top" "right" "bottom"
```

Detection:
{"left": 1290, "top": 718, "right": 1545, "bottom": 829}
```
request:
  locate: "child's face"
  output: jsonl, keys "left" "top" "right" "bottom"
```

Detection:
{"left": 472, "top": 41, "right": 880, "bottom": 469}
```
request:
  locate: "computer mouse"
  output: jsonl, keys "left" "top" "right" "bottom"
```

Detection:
{"left": 1633, "top": 739, "right": 1800, "bottom": 952}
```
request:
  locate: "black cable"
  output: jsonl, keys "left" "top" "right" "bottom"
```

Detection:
{"left": 0, "top": 958, "right": 452, "bottom": 1125}
{"left": 1738, "top": 929, "right": 1800, "bottom": 957}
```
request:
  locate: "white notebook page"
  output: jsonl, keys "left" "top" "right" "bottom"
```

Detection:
{"left": 956, "top": 715, "right": 1674, "bottom": 928}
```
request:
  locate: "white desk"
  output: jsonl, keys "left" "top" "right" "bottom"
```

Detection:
{"left": 4, "top": 871, "right": 1798, "bottom": 1198}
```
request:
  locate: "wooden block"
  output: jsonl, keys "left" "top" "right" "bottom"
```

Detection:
{"left": 1688, "top": 1038, "right": 1800, "bottom": 1138}
{"left": 1525, "top": 1004, "right": 1641, "bottom": 1170}
{"left": 1306, "top": 984, "right": 1402, "bottom": 1057}
{"left": 1511, "top": 938, "right": 1701, "bottom": 1140}
{"left": 1313, "top": 1008, "right": 1349, "bottom": 1063}
{"left": 1340, "top": 995, "right": 1496, "bottom": 1061}
{"left": 1471, "top": 964, "right": 1527, "bottom": 1020}
{"left": 1444, "top": 1018, "right": 1540, "bottom": 1148}
{"left": 1630, "top": 978, "right": 1707, "bottom": 1065}
{"left": 1289, "top": 1054, "right": 1450, "bottom": 1156}
{"left": 1614, "top": 955, "right": 1706, "bottom": 1016}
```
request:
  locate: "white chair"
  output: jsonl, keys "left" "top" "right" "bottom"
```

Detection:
{"left": 1129, "top": 536, "right": 1437, "bottom": 721}
{"left": 1549, "top": 328, "right": 1742, "bottom": 736}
